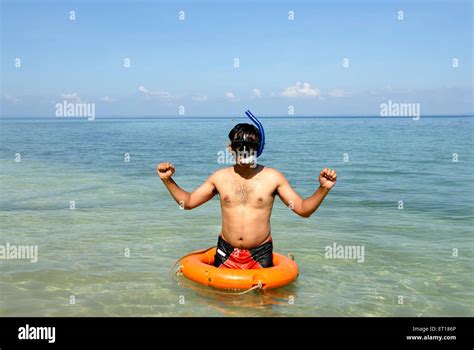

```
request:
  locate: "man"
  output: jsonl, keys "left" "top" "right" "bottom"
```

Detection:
{"left": 158, "top": 121, "right": 337, "bottom": 269}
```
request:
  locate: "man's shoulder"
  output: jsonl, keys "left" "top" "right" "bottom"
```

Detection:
{"left": 211, "top": 167, "right": 232, "bottom": 178}
{"left": 260, "top": 166, "right": 285, "bottom": 180}
{"left": 211, "top": 165, "right": 286, "bottom": 180}
{"left": 261, "top": 165, "right": 281, "bottom": 175}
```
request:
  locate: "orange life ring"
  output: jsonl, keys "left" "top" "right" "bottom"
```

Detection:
{"left": 180, "top": 247, "right": 299, "bottom": 290}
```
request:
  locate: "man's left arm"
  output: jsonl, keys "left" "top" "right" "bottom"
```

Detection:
{"left": 276, "top": 168, "right": 337, "bottom": 218}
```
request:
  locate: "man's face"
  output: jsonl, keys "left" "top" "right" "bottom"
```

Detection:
{"left": 230, "top": 136, "right": 258, "bottom": 168}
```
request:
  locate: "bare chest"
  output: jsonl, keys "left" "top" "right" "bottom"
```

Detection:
{"left": 218, "top": 178, "right": 275, "bottom": 206}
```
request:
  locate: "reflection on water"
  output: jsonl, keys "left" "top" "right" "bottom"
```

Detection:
{"left": 174, "top": 273, "right": 299, "bottom": 314}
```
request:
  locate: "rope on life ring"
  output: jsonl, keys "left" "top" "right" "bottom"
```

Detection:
{"left": 171, "top": 245, "right": 216, "bottom": 276}
{"left": 233, "top": 281, "right": 263, "bottom": 295}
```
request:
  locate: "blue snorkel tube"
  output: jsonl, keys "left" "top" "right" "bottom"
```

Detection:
{"left": 245, "top": 110, "right": 265, "bottom": 157}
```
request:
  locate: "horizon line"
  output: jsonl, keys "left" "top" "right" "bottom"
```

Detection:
{"left": 1, "top": 114, "right": 473, "bottom": 119}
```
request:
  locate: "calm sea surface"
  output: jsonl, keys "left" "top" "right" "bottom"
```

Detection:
{"left": 0, "top": 116, "right": 472, "bottom": 316}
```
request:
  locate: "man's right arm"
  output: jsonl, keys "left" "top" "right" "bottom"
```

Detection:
{"left": 157, "top": 162, "right": 217, "bottom": 210}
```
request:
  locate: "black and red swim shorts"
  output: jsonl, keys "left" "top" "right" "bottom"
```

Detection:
{"left": 214, "top": 235, "right": 273, "bottom": 269}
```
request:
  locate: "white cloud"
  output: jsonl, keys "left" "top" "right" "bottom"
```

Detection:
{"left": 4, "top": 94, "right": 20, "bottom": 104}
{"left": 100, "top": 96, "right": 115, "bottom": 103}
{"left": 138, "top": 86, "right": 150, "bottom": 94}
{"left": 328, "top": 88, "right": 350, "bottom": 97}
{"left": 138, "top": 85, "right": 172, "bottom": 99}
{"left": 191, "top": 94, "right": 208, "bottom": 102}
{"left": 282, "top": 82, "right": 320, "bottom": 97}
{"left": 252, "top": 88, "right": 262, "bottom": 98}
{"left": 225, "top": 91, "right": 239, "bottom": 102}
{"left": 61, "top": 92, "right": 82, "bottom": 102}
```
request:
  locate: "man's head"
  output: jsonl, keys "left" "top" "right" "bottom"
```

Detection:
{"left": 228, "top": 123, "right": 260, "bottom": 167}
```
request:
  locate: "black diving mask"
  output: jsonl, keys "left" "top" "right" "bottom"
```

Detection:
{"left": 230, "top": 140, "right": 259, "bottom": 153}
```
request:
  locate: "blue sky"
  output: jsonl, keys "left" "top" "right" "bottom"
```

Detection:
{"left": 1, "top": 0, "right": 472, "bottom": 117}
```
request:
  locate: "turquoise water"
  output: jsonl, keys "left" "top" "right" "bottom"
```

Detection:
{"left": 0, "top": 116, "right": 473, "bottom": 316}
